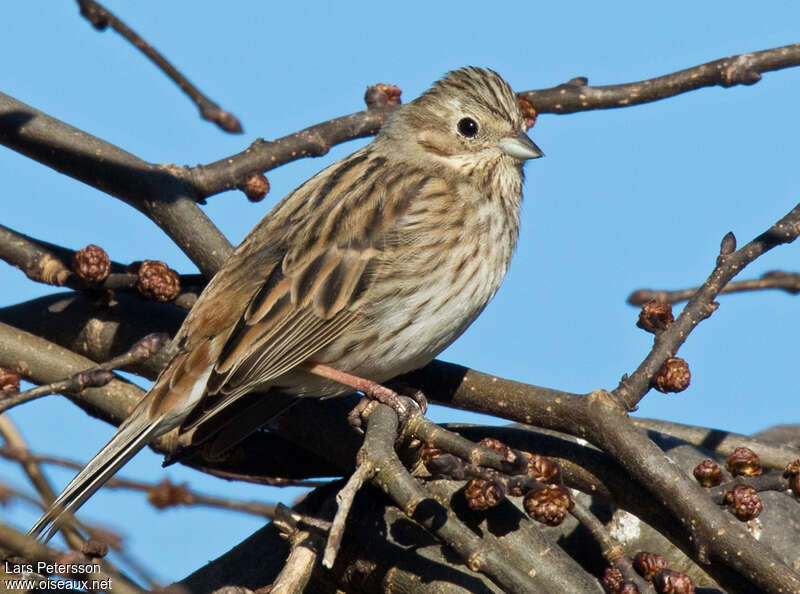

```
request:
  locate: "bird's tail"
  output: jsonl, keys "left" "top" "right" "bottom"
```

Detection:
{"left": 29, "top": 409, "right": 165, "bottom": 542}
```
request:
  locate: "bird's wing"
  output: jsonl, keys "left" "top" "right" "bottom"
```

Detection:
{"left": 161, "top": 150, "right": 436, "bottom": 441}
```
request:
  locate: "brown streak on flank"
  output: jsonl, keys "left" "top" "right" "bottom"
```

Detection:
{"left": 408, "top": 295, "right": 434, "bottom": 327}
{"left": 452, "top": 252, "right": 469, "bottom": 278}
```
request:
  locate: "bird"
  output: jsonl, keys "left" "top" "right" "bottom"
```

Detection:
{"left": 30, "top": 66, "right": 543, "bottom": 541}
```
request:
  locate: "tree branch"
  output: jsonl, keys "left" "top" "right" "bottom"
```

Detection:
{"left": 519, "top": 42, "right": 800, "bottom": 113}
{"left": 75, "top": 0, "right": 242, "bottom": 133}
{"left": 0, "top": 92, "right": 233, "bottom": 277}
{"left": 615, "top": 205, "right": 800, "bottom": 410}
{"left": 186, "top": 43, "right": 800, "bottom": 200}
{"left": 0, "top": 333, "right": 167, "bottom": 414}
{"left": 628, "top": 270, "right": 800, "bottom": 305}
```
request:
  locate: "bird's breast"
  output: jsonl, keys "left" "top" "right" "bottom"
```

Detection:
{"left": 317, "top": 190, "right": 521, "bottom": 384}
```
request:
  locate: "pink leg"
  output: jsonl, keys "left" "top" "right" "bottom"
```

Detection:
{"left": 300, "top": 362, "right": 420, "bottom": 426}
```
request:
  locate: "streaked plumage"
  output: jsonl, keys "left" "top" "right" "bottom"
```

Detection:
{"left": 31, "top": 67, "right": 542, "bottom": 540}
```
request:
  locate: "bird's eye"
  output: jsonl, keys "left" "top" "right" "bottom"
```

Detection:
{"left": 457, "top": 117, "right": 479, "bottom": 138}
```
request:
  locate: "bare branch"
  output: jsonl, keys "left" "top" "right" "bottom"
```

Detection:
{"left": 322, "top": 460, "right": 373, "bottom": 569}
{"left": 187, "top": 43, "right": 800, "bottom": 200}
{"left": 75, "top": 0, "right": 242, "bottom": 133}
{"left": 632, "top": 417, "right": 800, "bottom": 469}
{"left": 519, "top": 42, "right": 800, "bottom": 113}
{"left": 569, "top": 503, "right": 654, "bottom": 593}
{"left": 361, "top": 404, "right": 543, "bottom": 593}
{"left": 0, "top": 333, "right": 167, "bottom": 414}
{"left": 0, "top": 224, "right": 205, "bottom": 309}
{"left": 615, "top": 204, "right": 800, "bottom": 410}
{"left": 0, "top": 92, "right": 233, "bottom": 277}
{"left": 628, "top": 270, "right": 800, "bottom": 305}
{"left": 0, "top": 522, "right": 144, "bottom": 594}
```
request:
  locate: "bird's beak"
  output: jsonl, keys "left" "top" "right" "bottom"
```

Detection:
{"left": 499, "top": 131, "right": 544, "bottom": 160}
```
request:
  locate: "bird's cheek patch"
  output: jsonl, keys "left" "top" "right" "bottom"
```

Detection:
{"left": 416, "top": 131, "right": 456, "bottom": 158}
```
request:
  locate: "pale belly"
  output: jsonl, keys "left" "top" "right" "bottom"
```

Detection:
{"left": 276, "top": 233, "right": 512, "bottom": 397}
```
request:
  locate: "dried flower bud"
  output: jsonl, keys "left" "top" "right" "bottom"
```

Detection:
{"left": 637, "top": 300, "right": 674, "bottom": 333}
{"left": 240, "top": 173, "right": 270, "bottom": 203}
{"left": 725, "top": 447, "right": 762, "bottom": 476}
{"left": 651, "top": 358, "right": 691, "bottom": 393}
{"left": 719, "top": 232, "right": 737, "bottom": 258}
{"left": 464, "top": 478, "right": 505, "bottom": 510}
{"left": 54, "top": 552, "right": 91, "bottom": 578}
{"left": 73, "top": 244, "right": 111, "bottom": 284}
{"left": 132, "top": 332, "right": 171, "bottom": 357}
{"left": 518, "top": 96, "right": 538, "bottom": 130}
{"left": 0, "top": 483, "right": 13, "bottom": 505}
{"left": 3, "top": 556, "right": 30, "bottom": 572}
{"left": 724, "top": 484, "right": 763, "bottom": 521}
{"left": 85, "top": 527, "right": 123, "bottom": 551}
{"left": 211, "top": 109, "right": 243, "bottom": 134}
{"left": 527, "top": 454, "right": 562, "bottom": 484}
{"left": 653, "top": 569, "right": 695, "bottom": 594}
{"left": 785, "top": 460, "right": 800, "bottom": 501}
{"left": 693, "top": 459, "right": 723, "bottom": 487}
{"left": 136, "top": 260, "right": 180, "bottom": 302}
{"left": 633, "top": 551, "right": 668, "bottom": 580}
{"left": 0, "top": 368, "right": 20, "bottom": 394}
{"left": 147, "top": 479, "right": 193, "bottom": 509}
{"left": 523, "top": 484, "right": 572, "bottom": 526}
{"left": 419, "top": 443, "right": 445, "bottom": 464}
{"left": 364, "top": 83, "right": 402, "bottom": 108}
{"left": 603, "top": 566, "right": 624, "bottom": 592}
{"left": 81, "top": 539, "right": 108, "bottom": 558}
{"left": 619, "top": 583, "right": 640, "bottom": 594}
{"left": 788, "top": 473, "right": 800, "bottom": 502}
{"left": 478, "top": 437, "right": 517, "bottom": 464}
{"left": 508, "top": 453, "right": 562, "bottom": 497}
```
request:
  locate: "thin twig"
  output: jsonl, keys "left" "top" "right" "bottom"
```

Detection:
{"left": 628, "top": 270, "right": 800, "bottom": 305}
{"left": 0, "top": 223, "right": 205, "bottom": 307}
{"left": 76, "top": 0, "right": 242, "bottom": 133}
{"left": 632, "top": 417, "right": 800, "bottom": 469}
{"left": 615, "top": 203, "right": 800, "bottom": 410}
{"left": 0, "top": 521, "right": 144, "bottom": 594}
{"left": 186, "top": 43, "right": 800, "bottom": 200}
{"left": 707, "top": 471, "right": 791, "bottom": 504}
{"left": 322, "top": 458, "right": 374, "bottom": 568}
{"left": 0, "top": 333, "right": 168, "bottom": 414}
{"left": 0, "top": 447, "right": 280, "bottom": 519}
{"left": 271, "top": 529, "right": 322, "bottom": 594}
{"left": 569, "top": 503, "right": 654, "bottom": 593}
{"left": 520, "top": 42, "right": 800, "bottom": 114}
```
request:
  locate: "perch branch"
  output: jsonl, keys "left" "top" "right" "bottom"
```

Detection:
{"left": 187, "top": 43, "right": 800, "bottom": 199}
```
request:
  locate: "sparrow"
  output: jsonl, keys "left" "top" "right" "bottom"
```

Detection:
{"left": 31, "top": 66, "right": 542, "bottom": 540}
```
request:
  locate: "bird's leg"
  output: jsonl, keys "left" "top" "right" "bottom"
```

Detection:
{"left": 300, "top": 362, "right": 422, "bottom": 427}
{"left": 385, "top": 382, "right": 428, "bottom": 414}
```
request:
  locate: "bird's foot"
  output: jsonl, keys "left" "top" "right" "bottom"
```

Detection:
{"left": 299, "top": 361, "right": 426, "bottom": 429}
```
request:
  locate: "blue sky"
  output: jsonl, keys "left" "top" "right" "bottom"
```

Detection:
{"left": 2, "top": 1, "right": 799, "bottom": 585}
